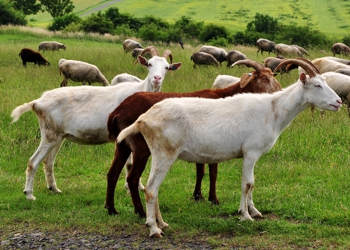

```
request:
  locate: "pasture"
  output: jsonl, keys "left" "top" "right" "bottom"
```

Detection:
{"left": 28, "top": 0, "right": 349, "bottom": 40}
{"left": 1, "top": 27, "right": 350, "bottom": 249}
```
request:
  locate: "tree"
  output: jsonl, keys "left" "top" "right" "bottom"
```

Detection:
{"left": 81, "top": 11, "right": 114, "bottom": 34}
{"left": 0, "top": 0, "right": 27, "bottom": 25}
{"left": 246, "top": 13, "right": 279, "bottom": 34}
{"left": 9, "top": 0, "right": 42, "bottom": 16}
{"left": 40, "top": 0, "right": 74, "bottom": 18}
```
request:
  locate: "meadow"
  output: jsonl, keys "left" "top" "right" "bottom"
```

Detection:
{"left": 28, "top": 0, "right": 350, "bottom": 41}
{"left": 1, "top": 26, "right": 350, "bottom": 249}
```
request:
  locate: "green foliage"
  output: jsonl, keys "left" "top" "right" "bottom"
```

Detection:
{"left": 198, "top": 23, "right": 229, "bottom": 42}
{"left": 47, "top": 13, "right": 81, "bottom": 31}
{"left": 40, "top": 0, "right": 74, "bottom": 18}
{"left": 80, "top": 11, "right": 114, "bottom": 35}
{"left": 247, "top": 13, "right": 279, "bottom": 34}
{"left": 105, "top": 7, "right": 134, "bottom": 30}
{"left": 174, "top": 16, "right": 204, "bottom": 39}
{"left": 9, "top": 0, "right": 41, "bottom": 16}
{"left": 0, "top": 0, "right": 27, "bottom": 25}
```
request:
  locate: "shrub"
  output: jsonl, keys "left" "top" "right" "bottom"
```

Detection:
{"left": 198, "top": 23, "right": 229, "bottom": 42}
{"left": 81, "top": 11, "right": 114, "bottom": 34}
{"left": 48, "top": 14, "right": 81, "bottom": 31}
{"left": 0, "top": 0, "right": 27, "bottom": 26}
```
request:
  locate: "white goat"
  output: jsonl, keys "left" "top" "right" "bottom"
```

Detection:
{"left": 312, "top": 72, "right": 350, "bottom": 117}
{"left": 212, "top": 75, "right": 241, "bottom": 89}
{"left": 10, "top": 46, "right": 182, "bottom": 201}
{"left": 117, "top": 59, "right": 341, "bottom": 237}
{"left": 298, "top": 57, "right": 350, "bottom": 75}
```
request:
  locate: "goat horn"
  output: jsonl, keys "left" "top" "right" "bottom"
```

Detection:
{"left": 274, "top": 59, "right": 316, "bottom": 77}
{"left": 295, "top": 57, "right": 320, "bottom": 74}
{"left": 133, "top": 46, "right": 159, "bottom": 65}
{"left": 162, "top": 49, "right": 173, "bottom": 64}
{"left": 141, "top": 46, "right": 158, "bottom": 57}
{"left": 231, "top": 59, "right": 264, "bottom": 72}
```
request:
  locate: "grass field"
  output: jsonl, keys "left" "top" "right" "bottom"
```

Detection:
{"left": 28, "top": 0, "right": 350, "bottom": 41}
{"left": 1, "top": 26, "right": 350, "bottom": 248}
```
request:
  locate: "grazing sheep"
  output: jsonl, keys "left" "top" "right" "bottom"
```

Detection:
{"left": 299, "top": 57, "right": 350, "bottom": 75}
{"left": 331, "top": 43, "right": 350, "bottom": 57}
{"left": 123, "top": 39, "right": 142, "bottom": 53}
{"left": 323, "top": 56, "right": 350, "bottom": 65}
{"left": 111, "top": 73, "right": 142, "bottom": 85}
{"left": 256, "top": 38, "right": 276, "bottom": 55}
{"left": 10, "top": 46, "right": 182, "bottom": 201}
{"left": 58, "top": 59, "right": 110, "bottom": 87}
{"left": 116, "top": 59, "right": 341, "bottom": 237}
{"left": 19, "top": 48, "right": 50, "bottom": 67}
{"left": 190, "top": 52, "right": 220, "bottom": 68}
{"left": 226, "top": 50, "right": 247, "bottom": 67}
{"left": 38, "top": 41, "right": 66, "bottom": 52}
{"left": 291, "top": 45, "right": 309, "bottom": 56}
{"left": 104, "top": 59, "right": 282, "bottom": 217}
{"left": 275, "top": 43, "right": 303, "bottom": 57}
{"left": 212, "top": 75, "right": 241, "bottom": 89}
{"left": 199, "top": 45, "right": 227, "bottom": 64}
{"left": 335, "top": 68, "right": 350, "bottom": 76}
{"left": 131, "top": 48, "right": 144, "bottom": 59}
{"left": 263, "top": 56, "right": 298, "bottom": 74}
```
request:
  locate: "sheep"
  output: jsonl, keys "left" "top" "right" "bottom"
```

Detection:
{"left": 104, "top": 59, "right": 282, "bottom": 217}
{"left": 212, "top": 75, "right": 241, "bottom": 89}
{"left": 10, "top": 46, "right": 182, "bottom": 201}
{"left": 291, "top": 45, "right": 309, "bottom": 56}
{"left": 199, "top": 45, "right": 227, "bottom": 64}
{"left": 190, "top": 52, "right": 220, "bottom": 68}
{"left": 123, "top": 39, "right": 142, "bottom": 53}
{"left": 299, "top": 57, "right": 350, "bottom": 75}
{"left": 116, "top": 59, "right": 341, "bottom": 237}
{"left": 58, "top": 59, "right": 110, "bottom": 87}
{"left": 225, "top": 50, "right": 247, "bottom": 67}
{"left": 19, "top": 48, "right": 50, "bottom": 67}
{"left": 38, "top": 41, "right": 66, "bottom": 52}
{"left": 335, "top": 68, "right": 350, "bottom": 76}
{"left": 256, "top": 38, "right": 276, "bottom": 55}
{"left": 331, "top": 42, "right": 350, "bottom": 57}
{"left": 131, "top": 48, "right": 144, "bottom": 59}
{"left": 275, "top": 43, "right": 303, "bottom": 57}
{"left": 323, "top": 56, "right": 350, "bottom": 65}
{"left": 263, "top": 56, "right": 298, "bottom": 74}
{"left": 111, "top": 73, "right": 142, "bottom": 85}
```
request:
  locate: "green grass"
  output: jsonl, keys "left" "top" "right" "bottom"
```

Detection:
{"left": 1, "top": 27, "right": 350, "bottom": 249}
{"left": 28, "top": 0, "right": 350, "bottom": 40}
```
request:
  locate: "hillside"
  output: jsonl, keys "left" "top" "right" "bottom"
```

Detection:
{"left": 29, "top": 0, "right": 350, "bottom": 40}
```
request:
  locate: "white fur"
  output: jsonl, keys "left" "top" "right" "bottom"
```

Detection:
{"left": 111, "top": 73, "right": 142, "bottom": 85}
{"left": 10, "top": 55, "right": 181, "bottom": 201}
{"left": 212, "top": 75, "right": 241, "bottom": 89}
{"left": 117, "top": 72, "right": 341, "bottom": 237}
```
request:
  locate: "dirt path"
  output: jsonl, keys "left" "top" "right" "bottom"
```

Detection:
{"left": 81, "top": 0, "right": 123, "bottom": 17}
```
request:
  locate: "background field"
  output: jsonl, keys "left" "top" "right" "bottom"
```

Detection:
{"left": 28, "top": 0, "right": 350, "bottom": 41}
{"left": 1, "top": 26, "right": 350, "bottom": 248}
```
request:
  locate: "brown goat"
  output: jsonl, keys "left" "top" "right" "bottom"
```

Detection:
{"left": 104, "top": 60, "right": 282, "bottom": 217}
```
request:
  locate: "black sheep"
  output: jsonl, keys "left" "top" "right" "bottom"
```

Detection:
{"left": 19, "top": 48, "right": 50, "bottom": 67}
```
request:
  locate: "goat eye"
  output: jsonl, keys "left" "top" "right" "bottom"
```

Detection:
{"left": 315, "top": 84, "right": 322, "bottom": 88}
{"left": 148, "top": 63, "right": 152, "bottom": 67}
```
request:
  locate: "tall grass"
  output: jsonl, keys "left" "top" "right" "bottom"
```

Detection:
{"left": 1, "top": 27, "right": 350, "bottom": 249}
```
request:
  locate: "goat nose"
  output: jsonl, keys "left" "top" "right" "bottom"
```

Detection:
{"left": 337, "top": 99, "right": 342, "bottom": 105}
{"left": 154, "top": 75, "right": 161, "bottom": 81}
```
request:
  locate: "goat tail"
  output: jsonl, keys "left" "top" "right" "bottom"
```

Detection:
{"left": 10, "top": 102, "right": 33, "bottom": 123}
{"left": 117, "top": 122, "right": 140, "bottom": 144}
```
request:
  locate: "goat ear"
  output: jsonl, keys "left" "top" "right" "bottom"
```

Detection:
{"left": 168, "top": 63, "right": 182, "bottom": 71}
{"left": 137, "top": 55, "right": 149, "bottom": 66}
{"left": 240, "top": 73, "right": 254, "bottom": 88}
{"left": 299, "top": 72, "right": 307, "bottom": 84}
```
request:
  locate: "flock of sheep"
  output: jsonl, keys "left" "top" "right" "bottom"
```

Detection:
{"left": 11, "top": 37, "right": 350, "bottom": 237}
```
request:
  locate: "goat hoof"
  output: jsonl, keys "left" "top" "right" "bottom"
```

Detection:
{"left": 106, "top": 206, "right": 119, "bottom": 215}
{"left": 209, "top": 197, "right": 220, "bottom": 205}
